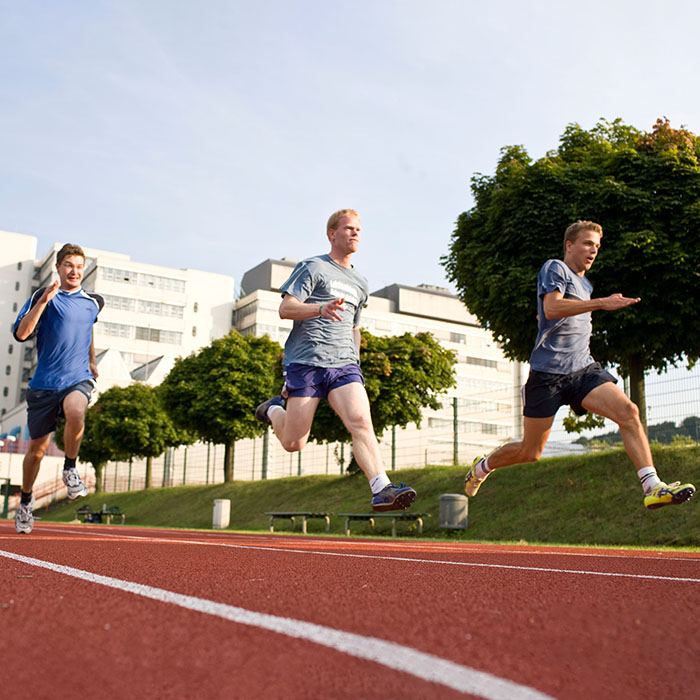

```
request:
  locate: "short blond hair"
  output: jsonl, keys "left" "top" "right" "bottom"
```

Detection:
{"left": 327, "top": 209, "right": 359, "bottom": 235}
{"left": 563, "top": 220, "right": 602, "bottom": 253}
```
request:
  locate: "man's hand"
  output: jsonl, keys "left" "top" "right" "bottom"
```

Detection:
{"left": 89, "top": 361, "right": 99, "bottom": 379}
{"left": 40, "top": 280, "right": 60, "bottom": 303}
{"left": 320, "top": 297, "right": 345, "bottom": 322}
{"left": 599, "top": 293, "right": 641, "bottom": 311}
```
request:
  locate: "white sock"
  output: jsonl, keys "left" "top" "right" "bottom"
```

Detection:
{"left": 637, "top": 466, "right": 661, "bottom": 494}
{"left": 369, "top": 473, "right": 391, "bottom": 494}
{"left": 267, "top": 405, "right": 285, "bottom": 420}
{"left": 475, "top": 458, "right": 491, "bottom": 480}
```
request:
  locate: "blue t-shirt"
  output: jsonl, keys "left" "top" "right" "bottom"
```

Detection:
{"left": 528, "top": 259, "right": 595, "bottom": 374}
{"left": 280, "top": 254, "right": 369, "bottom": 368}
{"left": 13, "top": 287, "right": 104, "bottom": 391}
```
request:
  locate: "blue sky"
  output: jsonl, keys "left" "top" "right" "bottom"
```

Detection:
{"left": 2, "top": 0, "right": 700, "bottom": 294}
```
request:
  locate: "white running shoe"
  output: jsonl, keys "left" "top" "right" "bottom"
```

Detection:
{"left": 15, "top": 495, "right": 35, "bottom": 534}
{"left": 62, "top": 468, "right": 88, "bottom": 500}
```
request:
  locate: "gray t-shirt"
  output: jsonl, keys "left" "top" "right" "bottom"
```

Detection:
{"left": 280, "top": 254, "right": 369, "bottom": 368}
{"left": 528, "top": 259, "right": 595, "bottom": 374}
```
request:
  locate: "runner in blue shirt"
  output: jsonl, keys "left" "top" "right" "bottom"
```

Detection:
{"left": 255, "top": 209, "right": 416, "bottom": 512}
{"left": 464, "top": 221, "right": 695, "bottom": 510}
{"left": 12, "top": 244, "right": 104, "bottom": 533}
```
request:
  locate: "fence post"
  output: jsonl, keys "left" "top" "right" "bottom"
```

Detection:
{"left": 206, "top": 443, "right": 211, "bottom": 484}
{"left": 453, "top": 396, "right": 459, "bottom": 466}
{"left": 1, "top": 478, "right": 9, "bottom": 519}
{"left": 262, "top": 430, "right": 269, "bottom": 480}
{"left": 297, "top": 451, "right": 302, "bottom": 476}
{"left": 182, "top": 447, "right": 187, "bottom": 485}
{"left": 391, "top": 425, "right": 396, "bottom": 471}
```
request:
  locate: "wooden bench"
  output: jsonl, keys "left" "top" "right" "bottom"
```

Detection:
{"left": 264, "top": 511, "right": 331, "bottom": 534}
{"left": 75, "top": 504, "right": 126, "bottom": 525}
{"left": 337, "top": 512, "right": 429, "bottom": 537}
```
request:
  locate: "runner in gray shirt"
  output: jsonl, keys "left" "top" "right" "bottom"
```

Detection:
{"left": 464, "top": 220, "right": 694, "bottom": 511}
{"left": 255, "top": 209, "right": 416, "bottom": 512}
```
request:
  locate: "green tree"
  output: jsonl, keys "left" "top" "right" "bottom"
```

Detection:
{"left": 159, "top": 331, "right": 283, "bottom": 482}
{"left": 55, "top": 406, "right": 113, "bottom": 493}
{"left": 309, "top": 330, "right": 456, "bottom": 471}
{"left": 443, "top": 118, "right": 700, "bottom": 427}
{"left": 94, "top": 383, "right": 180, "bottom": 488}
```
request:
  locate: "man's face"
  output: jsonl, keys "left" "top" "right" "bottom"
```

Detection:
{"left": 565, "top": 230, "right": 601, "bottom": 274}
{"left": 329, "top": 214, "right": 361, "bottom": 255}
{"left": 56, "top": 255, "right": 85, "bottom": 290}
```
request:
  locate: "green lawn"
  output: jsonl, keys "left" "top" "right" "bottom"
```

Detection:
{"left": 38, "top": 444, "right": 700, "bottom": 548}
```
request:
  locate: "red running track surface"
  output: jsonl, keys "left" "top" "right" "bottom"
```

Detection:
{"left": 1, "top": 522, "right": 699, "bottom": 700}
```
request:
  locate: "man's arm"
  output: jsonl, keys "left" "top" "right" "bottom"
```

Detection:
{"left": 279, "top": 294, "right": 346, "bottom": 322}
{"left": 14, "top": 282, "right": 60, "bottom": 341}
{"left": 353, "top": 327, "right": 361, "bottom": 354}
{"left": 543, "top": 290, "right": 641, "bottom": 320}
{"left": 89, "top": 328, "right": 99, "bottom": 379}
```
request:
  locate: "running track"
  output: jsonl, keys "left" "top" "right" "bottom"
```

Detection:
{"left": 1, "top": 522, "right": 698, "bottom": 700}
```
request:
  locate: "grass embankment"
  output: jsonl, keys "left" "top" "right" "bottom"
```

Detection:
{"left": 39, "top": 445, "right": 700, "bottom": 548}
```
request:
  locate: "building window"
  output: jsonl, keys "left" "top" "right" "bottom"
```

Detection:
{"left": 450, "top": 332, "right": 466, "bottom": 344}
{"left": 24, "top": 347, "right": 33, "bottom": 361}
{"left": 12, "top": 303, "right": 18, "bottom": 312}
{"left": 192, "top": 326, "right": 197, "bottom": 336}
{"left": 194, "top": 302, "right": 199, "bottom": 312}
{"left": 5, "top": 366, "right": 10, "bottom": 376}
{"left": 17, "top": 262, "right": 22, "bottom": 270}
{"left": 7, "top": 345, "right": 13, "bottom": 355}
{"left": 15, "top": 281, "right": 20, "bottom": 291}
{"left": 20, "top": 389, "right": 26, "bottom": 402}
{"left": 2, "top": 387, "right": 8, "bottom": 397}
{"left": 21, "top": 368, "right": 31, "bottom": 382}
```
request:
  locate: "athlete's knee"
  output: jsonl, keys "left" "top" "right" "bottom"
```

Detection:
{"left": 27, "top": 443, "right": 48, "bottom": 460}
{"left": 343, "top": 412, "right": 373, "bottom": 437}
{"left": 613, "top": 400, "right": 640, "bottom": 428}
{"left": 281, "top": 437, "right": 307, "bottom": 453}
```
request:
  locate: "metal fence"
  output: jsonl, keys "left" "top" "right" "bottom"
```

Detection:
{"left": 93, "top": 362, "right": 700, "bottom": 492}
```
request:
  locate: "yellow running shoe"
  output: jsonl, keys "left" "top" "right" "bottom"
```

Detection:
{"left": 464, "top": 456, "right": 488, "bottom": 498}
{"left": 643, "top": 481, "right": 695, "bottom": 510}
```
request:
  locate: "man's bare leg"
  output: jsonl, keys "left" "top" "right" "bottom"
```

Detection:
{"left": 22, "top": 433, "right": 52, "bottom": 494}
{"left": 268, "top": 396, "right": 319, "bottom": 452}
{"left": 61, "top": 390, "right": 89, "bottom": 460}
{"left": 465, "top": 415, "right": 555, "bottom": 496}
{"left": 327, "top": 382, "right": 382, "bottom": 480}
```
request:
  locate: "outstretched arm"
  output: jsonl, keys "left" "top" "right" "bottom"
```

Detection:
{"left": 543, "top": 290, "right": 640, "bottom": 320}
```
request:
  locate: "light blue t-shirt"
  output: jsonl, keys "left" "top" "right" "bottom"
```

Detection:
{"left": 528, "top": 259, "right": 595, "bottom": 374}
{"left": 280, "top": 254, "right": 369, "bottom": 368}
{"left": 13, "top": 287, "right": 104, "bottom": 391}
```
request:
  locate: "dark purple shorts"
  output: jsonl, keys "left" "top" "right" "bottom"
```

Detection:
{"left": 283, "top": 363, "right": 365, "bottom": 399}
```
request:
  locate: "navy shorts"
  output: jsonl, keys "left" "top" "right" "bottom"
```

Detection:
{"left": 522, "top": 362, "right": 617, "bottom": 418}
{"left": 26, "top": 380, "right": 94, "bottom": 439}
{"left": 283, "top": 363, "right": 365, "bottom": 399}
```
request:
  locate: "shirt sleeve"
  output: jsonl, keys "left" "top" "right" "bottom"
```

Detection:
{"left": 280, "top": 262, "right": 315, "bottom": 302}
{"left": 12, "top": 288, "right": 45, "bottom": 342}
{"left": 538, "top": 260, "right": 568, "bottom": 298}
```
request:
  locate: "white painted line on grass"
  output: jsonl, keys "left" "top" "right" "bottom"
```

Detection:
{"left": 45, "top": 528, "right": 700, "bottom": 584}
{"left": 0, "top": 548, "right": 555, "bottom": 700}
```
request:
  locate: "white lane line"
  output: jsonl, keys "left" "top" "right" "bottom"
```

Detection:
{"left": 41, "top": 529, "right": 700, "bottom": 583}
{"left": 0, "top": 549, "right": 555, "bottom": 700}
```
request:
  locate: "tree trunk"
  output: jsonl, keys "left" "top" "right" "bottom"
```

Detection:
{"left": 627, "top": 353, "right": 647, "bottom": 432}
{"left": 224, "top": 441, "right": 234, "bottom": 482}
{"left": 145, "top": 455, "right": 153, "bottom": 488}
{"left": 94, "top": 463, "right": 103, "bottom": 493}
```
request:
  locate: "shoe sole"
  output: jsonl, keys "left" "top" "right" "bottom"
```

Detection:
{"left": 67, "top": 487, "right": 88, "bottom": 501}
{"left": 372, "top": 489, "right": 417, "bottom": 512}
{"left": 15, "top": 523, "right": 33, "bottom": 534}
{"left": 645, "top": 487, "right": 695, "bottom": 510}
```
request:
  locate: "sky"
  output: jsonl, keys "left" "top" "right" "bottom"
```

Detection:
{"left": 2, "top": 0, "right": 700, "bottom": 296}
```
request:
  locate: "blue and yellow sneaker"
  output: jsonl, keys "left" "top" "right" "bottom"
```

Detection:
{"left": 644, "top": 481, "right": 695, "bottom": 510}
{"left": 464, "top": 456, "right": 488, "bottom": 497}
{"left": 371, "top": 483, "right": 417, "bottom": 512}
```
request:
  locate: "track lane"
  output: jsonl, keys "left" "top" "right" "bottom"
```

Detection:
{"left": 2, "top": 523, "right": 699, "bottom": 700}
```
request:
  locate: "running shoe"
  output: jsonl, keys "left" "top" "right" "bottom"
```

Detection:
{"left": 644, "top": 481, "right": 695, "bottom": 510}
{"left": 62, "top": 468, "right": 88, "bottom": 500}
{"left": 15, "top": 495, "right": 35, "bottom": 534}
{"left": 371, "top": 483, "right": 417, "bottom": 512}
{"left": 464, "top": 456, "right": 489, "bottom": 497}
{"left": 255, "top": 395, "right": 285, "bottom": 424}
